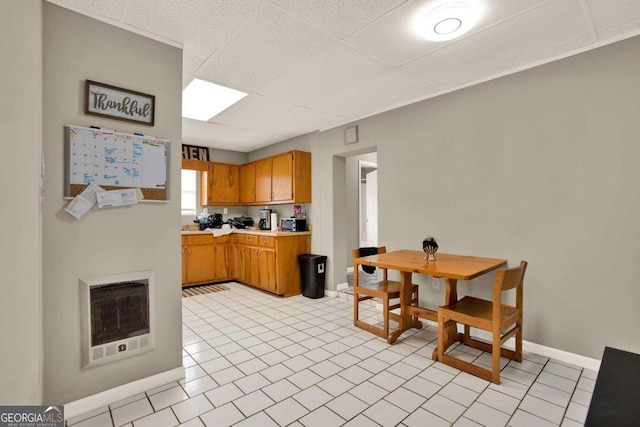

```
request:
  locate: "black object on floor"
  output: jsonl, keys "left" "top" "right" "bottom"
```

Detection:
{"left": 358, "top": 247, "right": 378, "bottom": 274}
{"left": 585, "top": 346, "right": 640, "bottom": 426}
{"left": 298, "top": 254, "right": 327, "bottom": 298}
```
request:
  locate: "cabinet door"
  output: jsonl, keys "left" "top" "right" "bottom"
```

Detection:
{"left": 186, "top": 244, "right": 215, "bottom": 284}
{"left": 214, "top": 243, "right": 231, "bottom": 280}
{"left": 232, "top": 244, "right": 246, "bottom": 282}
{"left": 240, "top": 163, "right": 256, "bottom": 203}
{"left": 271, "top": 152, "right": 293, "bottom": 202}
{"left": 182, "top": 245, "right": 188, "bottom": 286}
{"left": 224, "top": 165, "right": 240, "bottom": 204}
{"left": 209, "top": 163, "right": 240, "bottom": 204}
{"left": 255, "top": 158, "right": 272, "bottom": 202}
{"left": 259, "top": 249, "right": 277, "bottom": 293}
{"left": 247, "top": 247, "right": 261, "bottom": 286}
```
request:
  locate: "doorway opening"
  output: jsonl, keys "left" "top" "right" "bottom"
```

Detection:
{"left": 359, "top": 160, "right": 378, "bottom": 248}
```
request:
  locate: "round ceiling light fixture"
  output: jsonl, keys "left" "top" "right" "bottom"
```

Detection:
{"left": 417, "top": 0, "right": 482, "bottom": 42}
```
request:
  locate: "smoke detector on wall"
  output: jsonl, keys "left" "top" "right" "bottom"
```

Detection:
{"left": 417, "top": 0, "right": 483, "bottom": 42}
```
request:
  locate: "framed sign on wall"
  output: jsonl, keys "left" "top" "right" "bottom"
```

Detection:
{"left": 85, "top": 80, "right": 155, "bottom": 126}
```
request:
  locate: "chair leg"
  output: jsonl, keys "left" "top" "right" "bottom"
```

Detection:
{"left": 353, "top": 290, "right": 359, "bottom": 326}
{"left": 492, "top": 328, "right": 501, "bottom": 384}
{"left": 515, "top": 320, "right": 523, "bottom": 362}
{"left": 383, "top": 296, "right": 390, "bottom": 339}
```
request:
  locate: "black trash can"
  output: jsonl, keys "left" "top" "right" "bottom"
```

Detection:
{"left": 298, "top": 254, "right": 327, "bottom": 299}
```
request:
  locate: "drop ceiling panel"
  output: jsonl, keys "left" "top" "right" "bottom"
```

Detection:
{"left": 307, "top": 69, "right": 435, "bottom": 119}
{"left": 182, "top": 119, "right": 288, "bottom": 152}
{"left": 210, "top": 94, "right": 347, "bottom": 136}
{"left": 586, "top": 0, "right": 640, "bottom": 41}
{"left": 346, "top": 0, "right": 549, "bottom": 67}
{"left": 272, "top": 0, "right": 410, "bottom": 39}
{"left": 399, "top": 0, "right": 595, "bottom": 90}
{"left": 196, "top": 3, "right": 336, "bottom": 93}
{"left": 257, "top": 42, "right": 387, "bottom": 109}
{"left": 123, "top": 0, "right": 265, "bottom": 66}
{"left": 50, "top": 0, "right": 640, "bottom": 151}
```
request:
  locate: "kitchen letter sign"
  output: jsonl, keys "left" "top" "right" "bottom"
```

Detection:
{"left": 85, "top": 80, "right": 155, "bottom": 126}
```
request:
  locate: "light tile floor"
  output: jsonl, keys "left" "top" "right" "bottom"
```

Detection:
{"left": 67, "top": 280, "right": 594, "bottom": 427}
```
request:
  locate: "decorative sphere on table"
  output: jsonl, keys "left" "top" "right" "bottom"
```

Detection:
{"left": 422, "top": 237, "right": 438, "bottom": 261}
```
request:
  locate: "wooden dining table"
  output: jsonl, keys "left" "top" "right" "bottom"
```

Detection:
{"left": 353, "top": 250, "right": 507, "bottom": 360}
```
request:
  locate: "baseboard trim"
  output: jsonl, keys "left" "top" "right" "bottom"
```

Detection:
{"left": 325, "top": 290, "right": 338, "bottom": 297}
{"left": 336, "top": 282, "right": 349, "bottom": 291}
{"left": 523, "top": 340, "right": 601, "bottom": 372}
{"left": 346, "top": 267, "right": 354, "bottom": 274}
{"left": 449, "top": 323, "right": 600, "bottom": 371}
{"left": 64, "top": 366, "right": 185, "bottom": 419}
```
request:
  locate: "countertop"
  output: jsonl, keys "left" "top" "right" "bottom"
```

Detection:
{"left": 181, "top": 229, "right": 311, "bottom": 237}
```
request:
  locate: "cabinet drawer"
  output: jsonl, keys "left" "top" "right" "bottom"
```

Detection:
{"left": 216, "top": 235, "right": 230, "bottom": 244}
{"left": 246, "top": 235, "right": 259, "bottom": 246}
{"left": 259, "top": 237, "right": 275, "bottom": 248}
{"left": 231, "top": 235, "right": 246, "bottom": 245}
{"left": 184, "top": 234, "right": 214, "bottom": 245}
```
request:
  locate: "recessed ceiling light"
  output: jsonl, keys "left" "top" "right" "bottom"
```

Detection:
{"left": 417, "top": 0, "right": 482, "bottom": 42}
{"left": 182, "top": 78, "right": 247, "bottom": 121}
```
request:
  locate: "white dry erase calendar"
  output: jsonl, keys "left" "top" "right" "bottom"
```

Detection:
{"left": 64, "top": 125, "right": 170, "bottom": 201}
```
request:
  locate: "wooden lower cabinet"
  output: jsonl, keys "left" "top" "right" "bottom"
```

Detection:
{"left": 258, "top": 249, "right": 277, "bottom": 293}
{"left": 183, "top": 232, "right": 311, "bottom": 296}
{"left": 184, "top": 237, "right": 215, "bottom": 286}
{"left": 231, "top": 244, "right": 247, "bottom": 282}
{"left": 214, "top": 238, "right": 231, "bottom": 280}
{"left": 183, "top": 234, "right": 227, "bottom": 287}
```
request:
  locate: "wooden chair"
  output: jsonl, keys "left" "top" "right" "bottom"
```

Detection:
{"left": 437, "top": 260, "right": 528, "bottom": 384}
{"left": 352, "top": 247, "right": 419, "bottom": 341}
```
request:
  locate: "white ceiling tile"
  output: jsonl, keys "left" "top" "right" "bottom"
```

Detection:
{"left": 308, "top": 69, "right": 435, "bottom": 119}
{"left": 257, "top": 42, "right": 387, "bottom": 109}
{"left": 182, "top": 119, "right": 288, "bottom": 153}
{"left": 196, "top": 3, "right": 337, "bottom": 93}
{"left": 272, "top": 0, "right": 410, "bottom": 39}
{"left": 210, "top": 95, "right": 348, "bottom": 136}
{"left": 346, "top": 0, "right": 549, "bottom": 67}
{"left": 586, "top": 0, "right": 640, "bottom": 41}
{"left": 399, "top": 0, "right": 594, "bottom": 90}
{"left": 123, "top": 0, "right": 266, "bottom": 65}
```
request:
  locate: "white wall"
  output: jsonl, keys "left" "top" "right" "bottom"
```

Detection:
{"left": 312, "top": 36, "right": 640, "bottom": 360}
{"left": 0, "top": 1, "right": 43, "bottom": 405}
{"left": 42, "top": 4, "right": 183, "bottom": 403}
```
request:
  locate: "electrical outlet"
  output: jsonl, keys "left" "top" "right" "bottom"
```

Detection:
{"left": 432, "top": 277, "right": 441, "bottom": 291}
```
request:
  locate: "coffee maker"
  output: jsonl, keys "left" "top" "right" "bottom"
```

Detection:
{"left": 258, "top": 208, "right": 272, "bottom": 230}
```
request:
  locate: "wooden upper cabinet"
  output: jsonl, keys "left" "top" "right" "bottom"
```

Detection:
{"left": 250, "top": 150, "right": 311, "bottom": 205}
{"left": 202, "top": 162, "right": 240, "bottom": 205}
{"left": 255, "top": 157, "right": 273, "bottom": 203}
{"left": 195, "top": 150, "right": 311, "bottom": 206}
{"left": 272, "top": 152, "right": 293, "bottom": 202}
{"left": 239, "top": 163, "right": 256, "bottom": 204}
{"left": 290, "top": 150, "right": 311, "bottom": 204}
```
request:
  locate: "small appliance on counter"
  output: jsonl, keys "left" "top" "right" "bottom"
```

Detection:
{"left": 258, "top": 208, "right": 272, "bottom": 230}
{"left": 193, "top": 213, "right": 224, "bottom": 230}
{"left": 228, "top": 216, "right": 255, "bottom": 229}
{"left": 281, "top": 217, "right": 307, "bottom": 232}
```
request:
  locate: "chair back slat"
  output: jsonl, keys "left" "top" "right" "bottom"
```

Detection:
{"left": 497, "top": 261, "right": 527, "bottom": 292}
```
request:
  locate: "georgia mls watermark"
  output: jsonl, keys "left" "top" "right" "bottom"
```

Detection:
{"left": 0, "top": 406, "right": 63, "bottom": 427}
